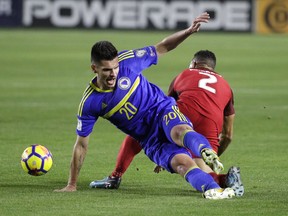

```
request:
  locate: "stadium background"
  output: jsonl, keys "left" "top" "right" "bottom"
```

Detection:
{"left": 1, "top": 0, "right": 288, "bottom": 33}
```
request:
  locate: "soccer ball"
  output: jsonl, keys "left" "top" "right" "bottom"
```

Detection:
{"left": 21, "top": 144, "right": 53, "bottom": 176}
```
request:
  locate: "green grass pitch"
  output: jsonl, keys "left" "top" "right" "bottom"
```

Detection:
{"left": 0, "top": 29, "right": 287, "bottom": 215}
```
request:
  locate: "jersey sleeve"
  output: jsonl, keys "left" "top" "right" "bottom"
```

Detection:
{"left": 76, "top": 92, "right": 100, "bottom": 137}
{"left": 119, "top": 46, "right": 158, "bottom": 74}
{"left": 76, "top": 115, "right": 97, "bottom": 137}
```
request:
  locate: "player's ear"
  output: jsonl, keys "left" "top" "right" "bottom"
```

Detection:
{"left": 189, "top": 60, "right": 196, "bottom": 69}
{"left": 91, "top": 64, "right": 97, "bottom": 73}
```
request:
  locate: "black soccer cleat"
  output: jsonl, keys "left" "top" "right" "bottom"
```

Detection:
{"left": 89, "top": 176, "right": 121, "bottom": 189}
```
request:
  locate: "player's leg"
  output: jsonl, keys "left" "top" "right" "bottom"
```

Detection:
{"left": 197, "top": 160, "right": 244, "bottom": 197}
{"left": 162, "top": 106, "right": 210, "bottom": 155}
{"left": 194, "top": 158, "right": 226, "bottom": 186}
{"left": 152, "top": 144, "right": 234, "bottom": 199}
{"left": 191, "top": 117, "right": 244, "bottom": 196}
{"left": 161, "top": 105, "right": 223, "bottom": 174}
{"left": 90, "top": 135, "right": 142, "bottom": 189}
{"left": 189, "top": 126, "right": 226, "bottom": 186}
{"left": 193, "top": 151, "right": 244, "bottom": 196}
{"left": 170, "top": 153, "right": 219, "bottom": 192}
{"left": 111, "top": 136, "right": 142, "bottom": 177}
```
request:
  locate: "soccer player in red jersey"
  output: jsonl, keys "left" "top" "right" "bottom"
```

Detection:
{"left": 90, "top": 50, "right": 244, "bottom": 197}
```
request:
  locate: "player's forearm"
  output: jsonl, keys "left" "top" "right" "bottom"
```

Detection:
{"left": 155, "top": 12, "right": 209, "bottom": 57}
{"left": 156, "top": 29, "right": 193, "bottom": 55}
{"left": 67, "top": 141, "right": 88, "bottom": 187}
{"left": 218, "top": 136, "right": 231, "bottom": 156}
{"left": 218, "top": 115, "right": 234, "bottom": 156}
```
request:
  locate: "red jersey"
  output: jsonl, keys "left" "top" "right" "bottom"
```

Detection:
{"left": 168, "top": 68, "right": 234, "bottom": 150}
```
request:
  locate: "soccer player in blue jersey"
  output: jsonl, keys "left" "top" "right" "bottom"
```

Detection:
{"left": 55, "top": 12, "right": 235, "bottom": 199}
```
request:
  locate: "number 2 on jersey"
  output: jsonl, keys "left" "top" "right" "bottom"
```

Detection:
{"left": 198, "top": 72, "right": 217, "bottom": 94}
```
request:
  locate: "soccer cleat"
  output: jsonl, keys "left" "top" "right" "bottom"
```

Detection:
{"left": 225, "top": 166, "right": 244, "bottom": 197}
{"left": 89, "top": 176, "right": 121, "bottom": 189}
{"left": 203, "top": 188, "right": 235, "bottom": 200}
{"left": 201, "top": 148, "right": 224, "bottom": 174}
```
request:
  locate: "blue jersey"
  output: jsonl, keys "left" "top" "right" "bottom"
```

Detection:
{"left": 76, "top": 46, "right": 194, "bottom": 172}
{"left": 77, "top": 46, "right": 175, "bottom": 141}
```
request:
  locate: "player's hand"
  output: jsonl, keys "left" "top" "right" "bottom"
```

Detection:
{"left": 186, "top": 12, "right": 210, "bottom": 34}
{"left": 54, "top": 185, "right": 76, "bottom": 192}
{"left": 154, "top": 165, "right": 165, "bottom": 173}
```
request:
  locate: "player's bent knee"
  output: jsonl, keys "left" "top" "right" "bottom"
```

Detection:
{"left": 170, "top": 153, "right": 196, "bottom": 177}
{"left": 170, "top": 125, "right": 193, "bottom": 146}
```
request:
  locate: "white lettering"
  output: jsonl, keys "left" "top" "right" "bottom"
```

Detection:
{"left": 80, "top": 1, "right": 114, "bottom": 28}
{"left": 22, "top": 0, "right": 251, "bottom": 31}
{"left": 224, "top": 2, "right": 250, "bottom": 30}
{"left": 23, "top": 0, "right": 50, "bottom": 25}
{"left": 0, "top": 0, "right": 12, "bottom": 15}
{"left": 198, "top": 1, "right": 222, "bottom": 30}
{"left": 167, "top": 1, "right": 194, "bottom": 29}
{"left": 51, "top": 0, "right": 79, "bottom": 27}
{"left": 114, "top": 1, "right": 137, "bottom": 28}
{"left": 138, "top": 1, "right": 166, "bottom": 29}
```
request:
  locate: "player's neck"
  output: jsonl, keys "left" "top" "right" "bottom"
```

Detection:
{"left": 195, "top": 65, "right": 214, "bottom": 71}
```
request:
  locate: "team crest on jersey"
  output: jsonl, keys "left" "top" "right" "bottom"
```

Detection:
{"left": 118, "top": 77, "right": 131, "bottom": 90}
{"left": 136, "top": 49, "right": 146, "bottom": 57}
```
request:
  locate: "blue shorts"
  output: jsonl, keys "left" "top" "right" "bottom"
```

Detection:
{"left": 146, "top": 142, "right": 192, "bottom": 173}
{"left": 140, "top": 105, "right": 194, "bottom": 173}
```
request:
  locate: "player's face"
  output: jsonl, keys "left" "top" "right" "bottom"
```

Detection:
{"left": 91, "top": 57, "right": 119, "bottom": 90}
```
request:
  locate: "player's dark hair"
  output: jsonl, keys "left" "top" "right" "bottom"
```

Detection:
{"left": 193, "top": 50, "right": 216, "bottom": 69}
{"left": 91, "top": 41, "right": 118, "bottom": 63}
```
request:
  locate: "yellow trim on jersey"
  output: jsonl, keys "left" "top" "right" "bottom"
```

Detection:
{"left": 78, "top": 78, "right": 114, "bottom": 116}
{"left": 90, "top": 80, "right": 113, "bottom": 93}
{"left": 184, "top": 166, "right": 199, "bottom": 179}
{"left": 172, "top": 105, "right": 188, "bottom": 122}
{"left": 78, "top": 86, "right": 94, "bottom": 116}
{"left": 78, "top": 50, "right": 135, "bottom": 117}
{"left": 103, "top": 76, "right": 140, "bottom": 119}
{"left": 118, "top": 50, "right": 134, "bottom": 62}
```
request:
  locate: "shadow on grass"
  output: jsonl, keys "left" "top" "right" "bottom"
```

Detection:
{"left": 0, "top": 180, "right": 69, "bottom": 190}
{"left": 1, "top": 180, "right": 201, "bottom": 198}
{"left": 78, "top": 180, "right": 200, "bottom": 198}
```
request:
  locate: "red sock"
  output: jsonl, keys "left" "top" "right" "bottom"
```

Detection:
{"left": 218, "top": 174, "right": 227, "bottom": 188}
{"left": 209, "top": 172, "right": 227, "bottom": 188}
{"left": 111, "top": 135, "right": 142, "bottom": 178}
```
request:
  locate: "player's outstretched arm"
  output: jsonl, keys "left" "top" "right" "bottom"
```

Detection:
{"left": 54, "top": 135, "right": 89, "bottom": 192}
{"left": 155, "top": 12, "right": 210, "bottom": 57}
